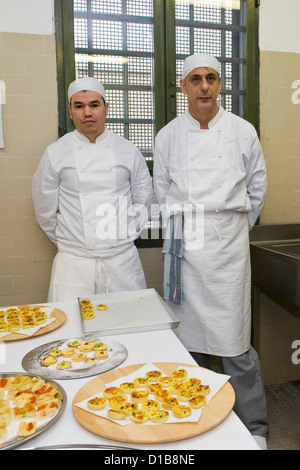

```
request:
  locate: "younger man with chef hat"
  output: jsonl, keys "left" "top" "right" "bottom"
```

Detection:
{"left": 32, "top": 77, "right": 152, "bottom": 302}
{"left": 153, "top": 54, "right": 269, "bottom": 448}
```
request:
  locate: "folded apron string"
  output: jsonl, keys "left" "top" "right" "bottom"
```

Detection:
{"left": 95, "top": 258, "right": 111, "bottom": 294}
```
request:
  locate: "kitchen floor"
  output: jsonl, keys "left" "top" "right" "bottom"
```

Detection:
{"left": 265, "top": 380, "right": 300, "bottom": 450}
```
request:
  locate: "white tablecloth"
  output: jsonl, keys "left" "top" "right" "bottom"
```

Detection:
{"left": 0, "top": 300, "right": 259, "bottom": 450}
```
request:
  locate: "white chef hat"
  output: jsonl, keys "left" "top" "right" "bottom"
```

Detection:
{"left": 182, "top": 53, "right": 221, "bottom": 79}
{"left": 68, "top": 77, "right": 106, "bottom": 103}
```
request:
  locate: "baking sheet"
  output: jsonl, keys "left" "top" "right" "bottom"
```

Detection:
{"left": 78, "top": 288, "right": 180, "bottom": 337}
{"left": 22, "top": 337, "right": 128, "bottom": 380}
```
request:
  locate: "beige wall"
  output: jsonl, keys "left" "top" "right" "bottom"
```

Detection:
{"left": 259, "top": 50, "right": 300, "bottom": 225}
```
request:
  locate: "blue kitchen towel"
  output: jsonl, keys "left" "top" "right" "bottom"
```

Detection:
{"left": 162, "top": 213, "right": 183, "bottom": 304}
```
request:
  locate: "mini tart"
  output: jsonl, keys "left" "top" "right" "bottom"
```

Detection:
{"left": 161, "top": 397, "right": 179, "bottom": 410}
{"left": 173, "top": 405, "right": 192, "bottom": 419}
{"left": 141, "top": 399, "right": 160, "bottom": 411}
{"left": 129, "top": 409, "right": 149, "bottom": 424}
{"left": 103, "top": 387, "right": 123, "bottom": 399}
{"left": 87, "top": 396, "right": 107, "bottom": 410}
{"left": 169, "top": 382, "right": 187, "bottom": 394}
{"left": 119, "top": 402, "right": 138, "bottom": 414}
{"left": 107, "top": 408, "right": 127, "bottom": 420}
{"left": 57, "top": 360, "right": 72, "bottom": 370}
{"left": 158, "top": 376, "right": 174, "bottom": 387}
{"left": 109, "top": 395, "right": 127, "bottom": 409}
{"left": 62, "top": 348, "right": 76, "bottom": 358}
{"left": 154, "top": 388, "right": 172, "bottom": 402}
{"left": 97, "top": 304, "right": 107, "bottom": 311}
{"left": 48, "top": 348, "right": 62, "bottom": 357}
{"left": 93, "top": 342, "right": 107, "bottom": 351}
{"left": 78, "top": 342, "right": 93, "bottom": 353}
{"left": 80, "top": 299, "right": 92, "bottom": 306}
{"left": 147, "top": 383, "right": 162, "bottom": 394}
{"left": 72, "top": 353, "right": 86, "bottom": 362}
{"left": 85, "top": 357, "right": 97, "bottom": 365}
{"left": 145, "top": 370, "right": 162, "bottom": 382}
{"left": 119, "top": 382, "right": 137, "bottom": 394}
{"left": 133, "top": 377, "right": 149, "bottom": 388}
{"left": 177, "top": 389, "right": 194, "bottom": 402}
{"left": 41, "top": 355, "right": 57, "bottom": 367}
{"left": 189, "top": 395, "right": 207, "bottom": 409}
{"left": 94, "top": 350, "right": 108, "bottom": 360}
{"left": 130, "top": 390, "right": 149, "bottom": 403}
{"left": 67, "top": 340, "right": 82, "bottom": 348}
{"left": 185, "top": 377, "right": 201, "bottom": 389}
{"left": 193, "top": 385, "right": 210, "bottom": 396}
{"left": 171, "top": 368, "right": 188, "bottom": 382}
{"left": 149, "top": 409, "right": 169, "bottom": 423}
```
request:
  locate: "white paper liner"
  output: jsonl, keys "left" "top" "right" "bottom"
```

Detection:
{"left": 0, "top": 306, "right": 55, "bottom": 339}
{"left": 75, "top": 363, "right": 231, "bottom": 426}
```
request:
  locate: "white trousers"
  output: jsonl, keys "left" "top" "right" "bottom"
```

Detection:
{"left": 47, "top": 245, "right": 147, "bottom": 302}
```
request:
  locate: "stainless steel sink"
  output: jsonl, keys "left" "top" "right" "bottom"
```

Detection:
{"left": 250, "top": 224, "right": 300, "bottom": 306}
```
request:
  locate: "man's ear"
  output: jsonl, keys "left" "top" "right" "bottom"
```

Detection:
{"left": 180, "top": 78, "right": 187, "bottom": 95}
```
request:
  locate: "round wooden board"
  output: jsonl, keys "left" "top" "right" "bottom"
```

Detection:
{"left": 72, "top": 362, "right": 235, "bottom": 444}
{"left": 1, "top": 307, "right": 66, "bottom": 342}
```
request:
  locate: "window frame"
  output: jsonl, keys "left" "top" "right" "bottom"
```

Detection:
{"left": 54, "top": 0, "right": 260, "bottom": 247}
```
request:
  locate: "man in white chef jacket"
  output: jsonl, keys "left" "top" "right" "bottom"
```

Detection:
{"left": 32, "top": 77, "right": 153, "bottom": 302}
{"left": 153, "top": 54, "right": 269, "bottom": 449}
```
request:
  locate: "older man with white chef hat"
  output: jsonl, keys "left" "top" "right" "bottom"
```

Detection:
{"left": 32, "top": 77, "right": 152, "bottom": 302}
{"left": 153, "top": 54, "right": 269, "bottom": 449}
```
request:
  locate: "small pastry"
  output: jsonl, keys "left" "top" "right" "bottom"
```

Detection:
{"left": 177, "top": 389, "right": 194, "bottom": 402}
{"left": 185, "top": 377, "right": 201, "bottom": 389}
{"left": 72, "top": 353, "right": 86, "bottom": 362}
{"left": 189, "top": 395, "right": 207, "bottom": 409}
{"left": 119, "top": 382, "right": 137, "bottom": 394}
{"left": 85, "top": 357, "right": 97, "bottom": 365}
{"left": 193, "top": 385, "right": 210, "bottom": 396}
{"left": 161, "top": 397, "right": 179, "bottom": 410}
{"left": 107, "top": 408, "right": 127, "bottom": 420}
{"left": 78, "top": 342, "right": 93, "bottom": 353}
{"left": 145, "top": 370, "right": 162, "bottom": 382}
{"left": 171, "top": 368, "right": 188, "bottom": 382}
{"left": 154, "top": 388, "right": 172, "bottom": 402}
{"left": 141, "top": 399, "right": 160, "bottom": 411}
{"left": 149, "top": 409, "right": 169, "bottom": 423}
{"left": 62, "top": 348, "right": 76, "bottom": 358}
{"left": 103, "top": 387, "right": 123, "bottom": 399}
{"left": 119, "top": 402, "right": 138, "bottom": 414}
{"left": 87, "top": 396, "right": 107, "bottom": 410}
{"left": 109, "top": 395, "right": 127, "bottom": 409}
{"left": 67, "top": 340, "right": 82, "bottom": 348}
{"left": 158, "top": 376, "right": 174, "bottom": 387}
{"left": 173, "top": 405, "right": 192, "bottom": 419}
{"left": 97, "top": 304, "right": 107, "bottom": 311}
{"left": 130, "top": 390, "right": 149, "bottom": 403}
{"left": 94, "top": 350, "right": 108, "bottom": 360}
{"left": 93, "top": 342, "right": 107, "bottom": 351}
{"left": 57, "top": 360, "right": 72, "bottom": 370}
{"left": 129, "top": 409, "right": 149, "bottom": 424}
{"left": 17, "top": 421, "right": 37, "bottom": 437}
{"left": 133, "top": 377, "right": 149, "bottom": 388}
{"left": 41, "top": 355, "right": 57, "bottom": 367}
{"left": 48, "top": 348, "right": 62, "bottom": 357}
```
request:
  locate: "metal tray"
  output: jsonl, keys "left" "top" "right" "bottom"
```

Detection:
{"left": 22, "top": 337, "right": 128, "bottom": 380}
{"left": 0, "top": 372, "right": 66, "bottom": 450}
{"left": 78, "top": 288, "right": 180, "bottom": 337}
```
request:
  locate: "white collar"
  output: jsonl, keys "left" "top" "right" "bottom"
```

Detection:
{"left": 186, "top": 104, "right": 224, "bottom": 129}
{"left": 74, "top": 128, "right": 109, "bottom": 143}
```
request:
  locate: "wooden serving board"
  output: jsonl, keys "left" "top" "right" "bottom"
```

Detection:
{"left": 1, "top": 307, "right": 66, "bottom": 342}
{"left": 72, "top": 362, "right": 235, "bottom": 444}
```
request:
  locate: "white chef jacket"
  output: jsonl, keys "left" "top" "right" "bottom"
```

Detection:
{"left": 153, "top": 106, "right": 267, "bottom": 356}
{"left": 32, "top": 129, "right": 153, "bottom": 302}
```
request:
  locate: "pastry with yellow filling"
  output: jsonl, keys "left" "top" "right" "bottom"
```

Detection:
{"left": 147, "top": 383, "right": 162, "bottom": 394}
{"left": 129, "top": 409, "right": 149, "bottom": 424}
{"left": 78, "top": 342, "right": 93, "bottom": 353}
{"left": 87, "top": 396, "right": 107, "bottom": 410}
{"left": 193, "top": 385, "right": 210, "bottom": 396}
{"left": 49, "top": 348, "right": 62, "bottom": 357}
{"left": 161, "top": 396, "right": 179, "bottom": 410}
{"left": 107, "top": 408, "right": 127, "bottom": 420}
{"left": 109, "top": 395, "right": 127, "bottom": 409}
{"left": 97, "top": 304, "right": 107, "bottom": 311}
{"left": 177, "top": 389, "right": 194, "bottom": 402}
{"left": 41, "top": 355, "right": 57, "bottom": 367}
{"left": 93, "top": 342, "right": 107, "bottom": 351}
{"left": 17, "top": 421, "right": 37, "bottom": 437}
{"left": 119, "top": 402, "right": 138, "bottom": 414}
{"left": 62, "top": 348, "right": 76, "bottom": 358}
{"left": 149, "top": 409, "right": 169, "bottom": 423}
{"left": 173, "top": 405, "right": 192, "bottom": 419}
{"left": 103, "top": 387, "right": 123, "bottom": 399}
{"left": 158, "top": 376, "right": 174, "bottom": 387}
{"left": 189, "top": 395, "right": 207, "bottom": 409}
{"left": 71, "top": 353, "right": 86, "bottom": 363}
{"left": 67, "top": 340, "right": 82, "bottom": 348}
{"left": 130, "top": 390, "right": 149, "bottom": 403}
{"left": 185, "top": 377, "right": 201, "bottom": 389}
{"left": 154, "top": 388, "right": 172, "bottom": 402}
{"left": 145, "top": 370, "right": 162, "bottom": 382}
{"left": 171, "top": 368, "right": 188, "bottom": 382}
{"left": 119, "top": 382, "right": 137, "bottom": 394}
{"left": 94, "top": 350, "right": 108, "bottom": 360}
{"left": 57, "top": 360, "right": 72, "bottom": 370}
{"left": 133, "top": 377, "right": 149, "bottom": 388}
{"left": 141, "top": 399, "right": 160, "bottom": 411}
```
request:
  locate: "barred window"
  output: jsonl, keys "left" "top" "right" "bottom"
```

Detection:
{"left": 73, "top": 0, "right": 246, "bottom": 164}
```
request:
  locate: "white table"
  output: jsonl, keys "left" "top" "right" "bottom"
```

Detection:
{"left": 1, "top": 300, "right": 259, "bottom": 450}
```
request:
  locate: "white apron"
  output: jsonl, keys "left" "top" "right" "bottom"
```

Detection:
{"left": 167, "top": 125, "right": 251, "bottom": 357}
{"left": 47, "top": 245, "right": 147, "bottom": 303}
